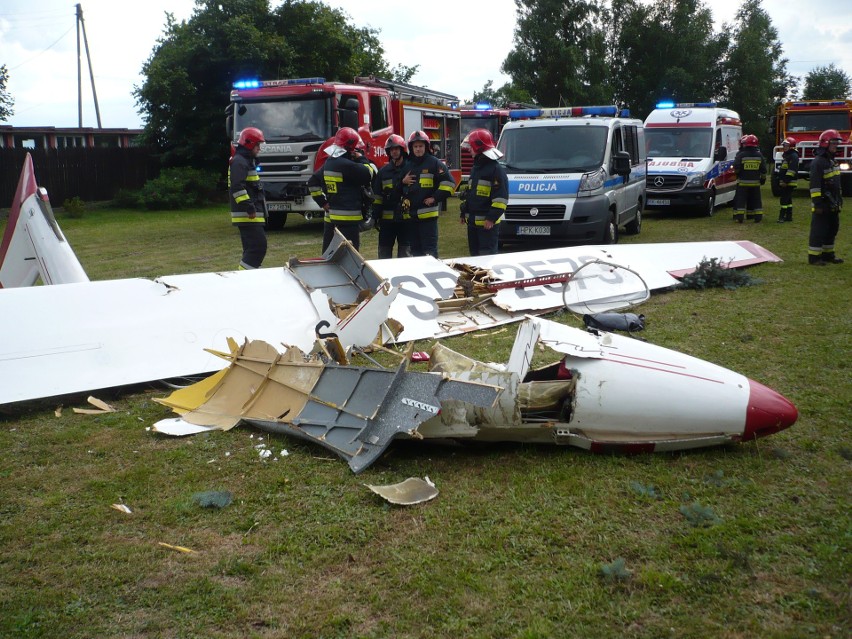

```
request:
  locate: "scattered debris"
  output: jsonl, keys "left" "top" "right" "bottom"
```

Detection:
{"left": 110, "top": 503, "right": 132, "bottom": 514}
{"left": 365, "top": 477, "right": 438, "bottom": 505}
{"left": 679, "top": 257, "right": 757, "bottom": 290}
{"left": 72, "top": 396, "right": 116, "bottom": 415}
{"left": 54, "top": 405, "right": 62, "bottom": 417}
{"left": 629, "top": 481, "right": 661, "bottom": 499}
{"left": 599, "top": 557, "right": 632, "bottom": 581}
{"left": 158, "top": 542, "right": 196, "bottom": 554}
{"left": 679, "top": 502, "right": 722, "bottom": 527}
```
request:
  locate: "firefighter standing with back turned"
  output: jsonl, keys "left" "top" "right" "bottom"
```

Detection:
{"left": 460, "top": 129, "right": 508, "bottom": 256}
{"left": 732, "top": 134, "right": 767, "bottom": 223}
{"left": 371, "top": 134, "right": 412, "bottom": 258}
{"left": 808, "top": 129, "right": 845, "bottom": 265}
{"left": 229, "top": 127, "right": 267, "bottom": 269}
{"left": 402, "top": 131, "right": 456, "bottom": 258}
{"left": 776, "top": 137, "right": 798, "bottom": 223}
{"left": 308, "top": 127, "right": 376, "bottom": 253}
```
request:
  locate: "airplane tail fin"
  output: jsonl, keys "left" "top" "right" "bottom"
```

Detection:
{"left": 0, "top": 153, "right": 89, "bottom": 288}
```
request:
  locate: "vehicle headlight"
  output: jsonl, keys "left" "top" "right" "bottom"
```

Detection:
{"left": 686, "top": 172, "right": 705, "bottom": 187}
{"left": 838, "top": 162, "right": 850, "bottom": 171}
{"left": 579, "top": 167, "right": 605, "bottom": 194}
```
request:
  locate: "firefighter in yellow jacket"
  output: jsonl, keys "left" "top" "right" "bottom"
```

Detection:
{"left": 228, "top": 127, "right": 267, "bottom": 269}
{"left": 732, "top": 134, "right": 767, "bottom": 223}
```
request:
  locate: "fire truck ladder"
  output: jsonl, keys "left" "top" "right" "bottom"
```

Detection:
{"left": 354, "top": 75, "right": 459, "bottom": 106}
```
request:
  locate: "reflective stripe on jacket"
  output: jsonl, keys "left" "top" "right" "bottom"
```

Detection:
{"left": 229, "top": 146, "right": 265, "bottom": 225}
{"left": 465, "top": 155, "right": 508, "bottom": 226}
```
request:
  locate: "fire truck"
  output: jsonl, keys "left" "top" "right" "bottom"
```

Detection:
{"left": 769, "top": 99, "right": 852, "bottom": 196}
{"left": 226, "top": 76, "right": 462, "bottom": 229}
{"left": 460, "top": 104, "right": 511, "bottom": 181}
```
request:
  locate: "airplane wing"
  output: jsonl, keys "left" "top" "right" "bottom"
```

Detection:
{"left": 0, "top": 154, "right": 89, "bottom": 288}
{"left": 0, "top": 158, "right": 784, "bottom": 406}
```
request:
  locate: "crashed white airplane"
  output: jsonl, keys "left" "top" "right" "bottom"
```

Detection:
{"left": 0, "top": 154, "right": 783, "bottom": 407}
{"left": 152, "top": 316, "right": 798, "bottom": 473}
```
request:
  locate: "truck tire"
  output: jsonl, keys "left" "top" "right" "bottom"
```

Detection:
{"left": 624, "top": 203, "right": 642, "bottom": 235}
{"left": 842, "top": 173, "right": 852, "bottom": 197}
{"left": 265, "top": 211, "right": 287, "bottom": 231}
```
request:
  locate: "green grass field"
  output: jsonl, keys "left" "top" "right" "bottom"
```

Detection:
{"left": 0, "top": 188, "right": 849, "bottom": 638}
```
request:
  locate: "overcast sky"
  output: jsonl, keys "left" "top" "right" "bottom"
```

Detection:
{"left": 1, "top": 0, "right": 851, "bottom": 129}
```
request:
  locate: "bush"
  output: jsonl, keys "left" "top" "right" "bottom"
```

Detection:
{"left": 118, "top": 167, "right": 219, "bottom": 210}
{"left": 679, "top": 257, "right": 757, "bottom": 290}
{"left": 62, "top": 196, "right": 86, "bottom": 218}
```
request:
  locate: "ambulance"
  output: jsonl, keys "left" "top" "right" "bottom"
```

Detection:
{"left": 496, "top": 106, "right": 646, "bottom": 246}
{"left": 644, "top": 102, "right": 741, "bottom": 215}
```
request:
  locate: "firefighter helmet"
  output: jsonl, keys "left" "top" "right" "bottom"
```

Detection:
{"left": 818, "top": 129, "right": 843, "bottom": 147}
{"left": 782, "top": 137, "right": 796, "bottom": 147}
{"left": 408, "top": 130, "right": 431, "bottom": 154}
{"left": 238, "top": 127, "right": 265, "bottom": 150}
{"left": 742, "top": 134, "right": 759, "bottom": 147}
{"left": 333, "top": 127, "right": 361, "bottom": 153}
{"left": 385, "top": 134, "right": 407, "bottom": 154}
{"left": 466, "top": 128, "right": 503, "bottom": 160}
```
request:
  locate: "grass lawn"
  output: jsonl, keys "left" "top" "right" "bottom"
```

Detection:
{"left": 0, "top": 187, "right": 849, "bottom": 638}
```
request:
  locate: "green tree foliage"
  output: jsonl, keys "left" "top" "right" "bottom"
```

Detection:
{"left": 502, "top": 0, "right": 611, "bottom": 106}
{"left": 802, "top": 64, "right": 852, "bottom": 100}
{"left": 609, "top": 0, "right": 728, "bottom": 119}
{"left": 134, "top": 0, "right": 401, "bottom": 171}
{"left": 470, "top": 79, "right": 535, "bottom": 107}
{"left": 0, "top": 64, "right": 14, "bottom": 122}
{"left": 723, "top": 0, "right": 795, "bottom": 140}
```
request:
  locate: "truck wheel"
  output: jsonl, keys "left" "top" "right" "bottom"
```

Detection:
{"left": 625, "top": 203, "right": 642, "bottom": 235}
{"left": 842, "top": 173, "right": 852, "bottom": 197}
{"left": 603, "top": 213, "right": 618, "bottom": 244}
{"left": 265, "top": 211, "right": 287, "bottom": 231}
{"left": 703, "top": 190, "right": 716, "bottom": 217}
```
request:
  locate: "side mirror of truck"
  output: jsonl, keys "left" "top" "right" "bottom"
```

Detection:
{"left": 714, "top": 146, "right": 727, "bottom": 162}
{"left": 612, "top": 151, "right": 631, "bottom": 177}
{"left": 339, "top": 109, "right": 359, "bottom": 130}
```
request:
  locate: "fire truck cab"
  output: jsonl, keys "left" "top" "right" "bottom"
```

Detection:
{"left": 644, "top": 102, "right": 741, "bottom": 216}
{"left": 226, "top": 76, "right": 461, "bottom": 229}
{"left": 769, "top": 99, "right": 852, "bottom": 196}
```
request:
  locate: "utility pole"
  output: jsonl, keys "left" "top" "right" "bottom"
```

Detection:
{"left": 76, "top": 3, "right": 102, "bottom": 128}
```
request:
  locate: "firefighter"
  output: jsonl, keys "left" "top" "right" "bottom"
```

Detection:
{"left": 371, "top": 134, "right": 412, "bottom": 258}
{"left": 732, "top": 134, "right": 767, "bottom": 223}
{"left": 229, "top": 127, "right": 267, "bottom": 269}
{"left": 308, "top": 127, "right": 375, "bottom": 253}
{"left": 352, "top": 138, "right": 378, "bottom": 233}
{"left": 401, "top": 130, "right": 456, "bottom": 258}
{"left": 777, "top": 137, "right": 798, "bottom": 223}
{"left": 459, "top": 129, "right": 507, "bottom": 256}
{"left": 808, "top": 129, "right": 844, "bottom": 265}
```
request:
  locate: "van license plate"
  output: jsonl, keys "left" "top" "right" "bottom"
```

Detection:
{"left": 267, "top": 203, "right": 291, "bottom": 211}
{"left": 647, "top": 199, "right": 670, "bottom": 206}
{"left": 518, "top": 225, "right": 550, "bottom": 236}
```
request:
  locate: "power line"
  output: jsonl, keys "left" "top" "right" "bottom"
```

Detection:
{"left": 8, "top": 26, "right": 74, "bottom": 71}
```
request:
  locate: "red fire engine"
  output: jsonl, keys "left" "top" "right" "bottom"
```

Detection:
{"left": 226, "top": 76, "right": 462, "bottom": 229}
{"left": 769, "top": 99, "right": 852, "bottom": 195}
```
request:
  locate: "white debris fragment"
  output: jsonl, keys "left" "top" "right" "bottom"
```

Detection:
{"left": 224, "top": 452, "right": 231, "bottom": 457}
{"left": 281, "top": 449, "right": 289, "bottom": 457}
{"left": 365, "top": 477, "right": 439, "bottom": 506}
{"left": 258, "top": 448, "right": 272, "bottom": 460}
{"left": 110, "top": 504, "right": 132, "bottom": 514}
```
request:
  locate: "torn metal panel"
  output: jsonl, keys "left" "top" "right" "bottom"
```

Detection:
{"left": 365, "top": 477, "right": 439, "bottom": 505}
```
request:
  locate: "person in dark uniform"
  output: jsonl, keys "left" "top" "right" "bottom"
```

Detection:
{"left": 228, "top": 126, "right": 267, "bottom": 269}
{"left": 402, "top": 130, "right": 456, "bottom": 258}
{"left": 371, "top": 134, "right": 412, "bottom": 258}
{"left": 459, "top": 129, "right": 508, "bottom": 256}
{"left": 308, "top": 127, "right": 375, "bottom": 253}
{"left": 777, "top": 137, "right": 799, "bottom": 223}
{"left": 808, "top": 129, "right": 844, "bottom": 265}
{"left": 732, "top": 134, "right": 767, "bottom": 223}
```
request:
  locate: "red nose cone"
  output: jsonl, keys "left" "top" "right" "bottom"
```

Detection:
{"left": 743, "top": 379, "right": 798, "bottom": 441}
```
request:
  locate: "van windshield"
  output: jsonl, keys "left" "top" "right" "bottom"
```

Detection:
{"left": 646, "top": 128, "right": 713, "bottom": 158}
{"left": 498, "top": 125, "right": 608, "bottom": 172}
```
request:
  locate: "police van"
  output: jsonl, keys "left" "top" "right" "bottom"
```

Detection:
{"left": 496, "top": 106, "right": 646, "bottom": 246}
{"left": 644, "top": 102, "right": 741, "bottom": 215}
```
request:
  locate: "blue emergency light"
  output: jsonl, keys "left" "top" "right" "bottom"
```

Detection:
{"left": 474, "top": 102, "right": 492, "bottom": 110}
{"left": 656, "top": 101, "right": 675, "bottom": 108}
{"left": 232, "top": 77, "right": 326, "bottom": 89}
{"left": 233, "top": 79, "right": 261, "bottom": 89}
{"left": 509, "top": 105, "right": 621, "bottom": 119}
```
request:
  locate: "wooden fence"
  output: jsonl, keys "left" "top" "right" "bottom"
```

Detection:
{"left": 0, "top": 147, "right": 160, "bottom": 207}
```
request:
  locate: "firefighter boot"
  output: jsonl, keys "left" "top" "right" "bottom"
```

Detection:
{"left": 777, "top": 209, "right": 785, "bottom": 223}
{"left": 753, "top": 213, "right": 763, "bottom": 223}
{"left": 809, "top": 254, "right": 827, "bottom": 266}
{"left": 733, "top": 213, "right": 744, "bottom": 223}
{"left": 822, "top": 252, "right": 844, "bottom": 264}
{"left": 745, "top": 213, "right": 754, "bottom": 220}
{"left": 785, "top": 210, "right": 794, "bottom": 222}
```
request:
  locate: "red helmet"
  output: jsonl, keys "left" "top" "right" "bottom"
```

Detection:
{"left": 238, "top": 127, "right": 265, "bottom": 150}
{"left": 742, "top": 134, "right": 759, "bottom": 147}
{"left": 355, "top": 137, "right": 367, "bottom": 152}
{"left": 333, "top": 127, "right": 361, "bottom": 153}
{"left": 818, "top": 129, "right": 843, "bottom": 147}
{"left": 408, "top": 130, "right": 431, "bottom": 153}
{"left": 467, "top": 129, "right": 496, "bottom": 154}
{"left": 385, "top": 134, "right": 407, "bottom": 154}
{"left": 782, "top": 137, "right": 796, "bottom": 147}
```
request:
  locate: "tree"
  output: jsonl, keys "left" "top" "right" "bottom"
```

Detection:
{"left": 723, "top": 0, "right": 795, "bottom": 141}
{"left": 802, "top": 64, "right": 852, "bottom": 100}
{"left": 470, "top": 80, "right": 534, "bottom": 106}
{"left": 134, "top": 0, "right": 403, "bottom": 170}
{"left": 609, "top": 0, "right": 728, "bottom": 119}
{"left": 502, "top": 0, "right": 612, "bottom": 106}
{"left": 0, "top": 64, "right": 14, "bottom": 122}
